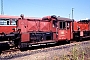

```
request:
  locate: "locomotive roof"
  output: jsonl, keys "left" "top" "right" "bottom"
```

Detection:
{"left": 42, "top": 15, "right": 73, "bottom": 21}
{"left": 57, "top": 17, "right": 72, "bottom": 21}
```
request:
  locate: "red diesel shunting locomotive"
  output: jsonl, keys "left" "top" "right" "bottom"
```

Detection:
{"left": 14, "top": 15, "right": 73, "bottom": 49}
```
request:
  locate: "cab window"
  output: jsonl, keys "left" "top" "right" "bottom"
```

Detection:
{"left": 59, "top": 21, "right": 66, "bottom": 29}
{"left": 67, "top": 22, "right": 70, "bottom": 28}
{"left": 53, "top": 20, "right": 57, "bottom": 27}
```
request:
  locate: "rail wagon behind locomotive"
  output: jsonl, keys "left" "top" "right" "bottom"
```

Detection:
{"left": 0, "top": 15, "right": 20, "bottom": 52}
{"left": 73, "top": 19, "right": 90, "bottom": 41}
{"left": 0, "top": 15, "right": 20, "bottom": 34}
{"left": 13, "top": 15, "right": 73, "bottom": 49}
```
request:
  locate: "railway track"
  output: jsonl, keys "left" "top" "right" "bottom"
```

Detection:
{"left": 1, "top": 48, "right": 20, "bottom": 54}
{"left": 0, "top": 40, "right": 90, "bottom": 59}
{"left": 0, "top": 40, "right": 70, "bottom": 55}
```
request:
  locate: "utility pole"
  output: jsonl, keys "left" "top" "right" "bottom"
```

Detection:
{"left": 72, "top": 8, "right": 74, "bottom": 32}
{"left": 69, "top": 14, "right": 70, "bottom": 18}
{"left": 1, "top": 0, "right": 4, "bottom": 15}
{"left": 72, "top": 8, "right": 74, "bottom": 20}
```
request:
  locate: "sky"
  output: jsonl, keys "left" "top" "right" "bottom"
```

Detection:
{"left": 0, "top": 0, "right": 90, "bottom": 20}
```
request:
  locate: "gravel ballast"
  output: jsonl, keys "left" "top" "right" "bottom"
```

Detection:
{"left": 0, "top": 41, "right": 90, "bottom": 60}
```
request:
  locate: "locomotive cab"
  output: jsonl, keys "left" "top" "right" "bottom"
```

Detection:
{"left": 57, "top": 17, "right": 72, "bottom": 41}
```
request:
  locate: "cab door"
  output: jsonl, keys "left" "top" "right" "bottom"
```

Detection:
{"left": 58, "top": 21, "right": 71, "bottom": 41}
{"left": 66, "top": 22, "right": 71, "bottom": 40}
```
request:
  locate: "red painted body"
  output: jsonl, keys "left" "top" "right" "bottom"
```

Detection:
{"left": 0, "top": 26, "right": 16, "bottom": 34}
{"left": 40, "top": 21, "right": 50, "bottom": 32}
{"left": 77, "top": 22, "right": 89, "bottom": 31}
{"left": 73, "top": 21, "right": 89, "bottom": 31}
{"left": 17, "top": 16, "right": 72, "bottom": 43}
{"left": 21, "top": 33, "right": 30, "bottom": 42}
{"left": 73, "top": 21, "right": 78, "bottom": 31}
{"left": 28, "top": 20, "right": 40, "bottom": 31}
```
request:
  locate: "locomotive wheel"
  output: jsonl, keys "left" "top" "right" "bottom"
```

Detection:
{"left": 17, "top": 43, "right": 28, "bottom": 51}
{"left": 17, "top": 43, "right": 24, "bottom": 51}
{"left": 17, "top": 44, "right": 21, "bottom": 49}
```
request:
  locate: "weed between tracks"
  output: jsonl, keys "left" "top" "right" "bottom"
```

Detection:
{"left": 52, "top": 45, "right": 90, "bottom": 60}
